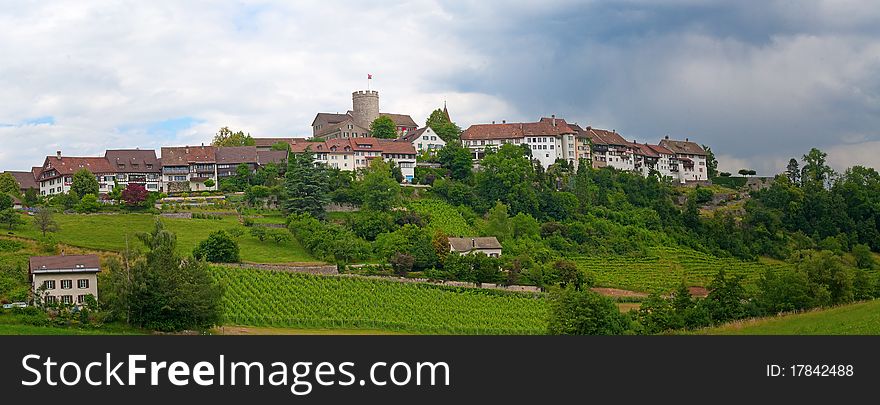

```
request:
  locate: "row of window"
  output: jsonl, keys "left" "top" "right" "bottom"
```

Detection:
{"left": 42, "top": 279, "right": 90, "bottom": 290}
{"left": 531, "top": 144, "right": 554, "bottom": 150}
{"left": 43, "top": 295, "right": 90, "bottom": 304}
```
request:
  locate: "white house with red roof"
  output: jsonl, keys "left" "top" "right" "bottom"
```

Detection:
{"left": 460, "top": 115, "right": 580, "bottom": 169}
{"left": 290, "top": 137, "right": 418, "bottom": 183}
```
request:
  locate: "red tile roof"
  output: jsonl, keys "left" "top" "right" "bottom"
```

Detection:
{"left": 160, "top": 145, "right": 216, "bottom": 166}
{"left": 633, "top": 143, "right": 660, "bottom": 158}
{"left": 216, "top": 146, "right": 258, "bottom": 164}
{"left": 646, "top": 144, "right": 674, "bottom": 156}
{"left": 462, "top": 118, "right": 575, "bottom": 141}
{"left": 289, "top": 137, "right": 415, "bottom": 156}
{"left": 39, "top": 156, "right": 114, "bottom": 179}
{"left": 378, "top": 139, "right": 417, "bottom": 155}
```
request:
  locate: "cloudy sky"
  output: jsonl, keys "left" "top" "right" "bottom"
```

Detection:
{"left": 2, "top": 0, "right": 879, "bottom": 175}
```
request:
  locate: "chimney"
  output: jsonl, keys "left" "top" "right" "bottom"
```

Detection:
{"left": 471, "top": 238, "right": 476, "bottom": 248}
{"left": 586, "top": 126, "right": 592, "bottom": 130}
{"left": 492, "top": 120, "right": 495, "bottom": 124}
{"left": 685, "top": 137, "right": 689, "bottom": 142}
{"left": 664, "top": 135, "right": 669, "bottom": 140}
{"left": 551, "top": 114, "right": 556, "bottom": 127}
{"left": 502, "top": 120, "right": 506, "bottom": 124}
{"left": 56, "top": 151, "right": 61, "bottom": 159}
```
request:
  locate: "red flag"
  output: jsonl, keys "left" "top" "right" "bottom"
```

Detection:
{"left": 368, "top": 74, "right": 372, "bottom": 79}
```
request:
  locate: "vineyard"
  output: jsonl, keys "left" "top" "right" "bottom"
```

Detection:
{"left": 212, "top": 266, "right": 548, "bottom": 334}
{"left": 574, "top": 246, "right": 791, "bottom": 293}
{"left": 407, "top": 199, "right": 474, "bottom": 237}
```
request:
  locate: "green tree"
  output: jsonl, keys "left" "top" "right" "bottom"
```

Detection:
{"left": 0, "top": 209, "right": 25, "bottom": 230}
{"left": 786, "top": 158, "right": 800, "bottom": 185}
{"left": 358, "top": 160, "right": 400, "bottom": 211}
{"left": 283, "top": 149, "right": 328, "bottom": 218}
{"left": 0, "top": 173, "right": 18, "bottom": 196}
{"left": 23, "top": 188, "right": 39, "bottom": 207}
{"left": 436, "top": 142, "right": 473, "bottom": 181}
{"left": 484, "top": 201, "right": 511, "bottom": 241}
{"left": 425, "top": 108, "right": 462, "bottom": 142}
{"left": 702, "top": 145, "right": 718, "bottom": 178}
{"left": 0, "top": 194, "right": 11, "bottom": 210}
{"left": 801, "top": 148, "right": 834, "bottom": 188}
{"left": 33, "top": 207, "right": 59, "bottom": 237}
{"left": 212, "top": 126, "right": 255, "bottom": 147}
{"left": 203, "top": 178, "right": 216, "bottom": 188}
{"left": 193, "top": 230, "right": 240, "bottom": 263}
{"left": 475, "top": 144, "right": 539, "bottom": 216}
{"left": 76, "top": 194, "right": 101, "bottom": 213}
{"left": 369, "top": 116, "right": 398, "bottom": 139}
{"left": 271, "top": 142, "right": 291, "bottom": 151}
{"left": 555, "top": 259, "right": 587, "bottom": 290}
{"left": 70, "top": 169, "right": 99, "bottom": 199}
{"left": 851, "top": 244, "right": 875, "bottom": 270}
{"left": 101, "top": 220, "right": 223, "bottom": 331}
{"left": 547, "top": 287, "right": 630, "bottom": 335}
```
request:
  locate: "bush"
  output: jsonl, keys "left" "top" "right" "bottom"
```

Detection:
{"left": 547, "top": 287, "right": 632, "bottom": 335}
{"left": 76, "top": 194, "right": 101, "bottom": 213}
{"left": 193, "top": 230, "right": 240, "bottom": 263}
{"left": 249, "top": 227, "right": 267, "bottom": 241}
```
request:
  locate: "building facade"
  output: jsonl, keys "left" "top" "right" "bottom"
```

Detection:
{"left": 659, "top": 137, "right": 709, "bottom": 181}
{"left": 460, "top": 116, "right": 580, "bottom": 170}
{"left": 36, "top": 152, "right": 115, "bottom": 197}
{"left": 290, "top": 137, "right": 418, "bottom": 183}
{"left": 448, "top": 237, "right": 502, "bottom": 257}
{"left": 29, "top": 255, "right": 100, "bottom": 306}
{"left": 104, "top": 149, "right": 162, "bottom": 192}
{"left": 160, "top": 145, "right": 218, "bottom": 193}
{"left": 398, "top": 127, "right": 447, "bottom": 155}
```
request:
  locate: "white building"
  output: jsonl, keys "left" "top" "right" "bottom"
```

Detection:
{"left": 449, "top": 237, "right": 502, "bottom": 258}
{"left": 290, "top": 137, "right": 418, "bottom": 183}
{"left": 30, "top": 255, "right": 100, "bottom": 306}
{"left": 36, "top": 152, "right": 115, "bottom": 197}
{"left": 160, "top": 145, "right": 219, "bottom": 193}
{"left": 460, "top": 116, "right": 581, "bottom": 170}
{"left": 659, "top": 137, "right": 709, "bottom": 181}
{"left": 398, "top": 127, "right": 446, "bottom": 155}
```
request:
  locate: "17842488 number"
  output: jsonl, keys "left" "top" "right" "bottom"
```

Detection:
{"left": 767, "top": 364, "right": 854, "bottom": 377}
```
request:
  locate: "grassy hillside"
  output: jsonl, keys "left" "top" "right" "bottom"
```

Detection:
{"left": 407, "top": 199, "right": 474, "bottom": 237}
{"left": 212, "top": 266, "right": 548, "bottom": 334}
{"left": 8, "top": 213, "right": 317, "bottom": 264}
{"left": 697, "top": 300, "right": 880, "bottom": 335}
{"left": 574, "top": 246, "right": 791, "bottom": 293}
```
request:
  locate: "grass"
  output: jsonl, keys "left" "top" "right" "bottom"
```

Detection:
{"left": 213, "top": 266, "right": 548, "bottom": 335}
{"left": 9, "top": 212, "right": 318, "bottom": 264}
{"left": 214, "top": 326, "right": 408, "bottom": 335}
{"left": 574, "top": 246, "right": 789, "bottom": 294}
{"left": 696, "top": 300, "right": 880, "bottom": 335}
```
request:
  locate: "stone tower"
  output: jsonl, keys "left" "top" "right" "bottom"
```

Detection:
{"left": 351, "top": 90, "right": 380, "bottom": 129}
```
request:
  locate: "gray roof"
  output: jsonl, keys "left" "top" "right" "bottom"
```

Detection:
{"left": 29, "top": 255, "right": 101, "bottom": 274}
{"left": 448, "top": 237, "right": 502, "bottom": 252}
{"left": 104, "top": 149, "right": 160, "bottom": 173}
{"left": 216, "top": 146, "right": 258, "bottom": 164}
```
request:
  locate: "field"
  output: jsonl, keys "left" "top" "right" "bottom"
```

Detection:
{"left": 407, "top": 199, "right": 474, "bottom": 237}
{"left": 212, "top": 266, "right": 548, "bottom": 334}
{"left": 574, "top": 246, "right": 790, "bottom": 293}
{"left": 9, "top": 213, "right": 317, "bottom": 264}
{"left": 697, "top": 300, "right": 880, "bottom": 335}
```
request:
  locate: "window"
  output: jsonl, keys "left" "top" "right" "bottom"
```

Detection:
{"left": 61, "top": 280, "right": 73, "bottom": 289}
{"left": 43, "top": 280, "right": 56, "bottom": 289}
{"left": 45, "top": 296, "right": 57, "bottom": 304}
{"left": 61, "top": 295, "right": 73, "bottom": 304}
{"left": 77, "top": 295, "right": 86, "bottom": 304}
{"left": 78, "top": 279, "right": 89, "bottom": 289}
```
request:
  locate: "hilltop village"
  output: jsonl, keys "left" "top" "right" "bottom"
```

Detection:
{"left": 4, "top": 87, "right": 709, "bottom": 199}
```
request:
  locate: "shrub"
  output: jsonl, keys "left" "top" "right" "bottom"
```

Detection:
{"left": 193, "top": 230, "right": 240, "bottom": 263}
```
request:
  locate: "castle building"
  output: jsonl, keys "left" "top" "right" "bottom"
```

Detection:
{"left": 311, "top": 90, "right": 418, "bottom": 140}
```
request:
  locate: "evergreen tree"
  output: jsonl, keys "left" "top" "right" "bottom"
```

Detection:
{"left": 786, "top": 158, "right": 800, "bottom": 185}
{"left": 283, "top": 150, "right": 328, "bottom": 219}
{"left": 702, "top": 144, "right": 718, "bottom": 178}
